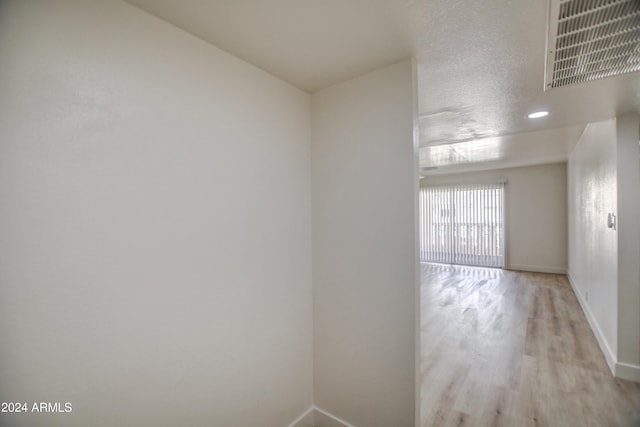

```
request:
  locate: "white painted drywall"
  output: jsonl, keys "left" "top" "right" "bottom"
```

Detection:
{"left": 422, "top": 163, "right": 568, "bottom": 274}
{"left": 0, "top": 1, "right": 313, "bottom": 426}
{"left": 567, "top": 114, "right": 640, "bottom": 381}
{"left": 567, "top": 119, "right": 618, "bottom": 370}
{"left": 615, "top": 114, "right": 640, "bottom": 376}
{"left": 311, "top": 60, "right": 416, "bottom": 427}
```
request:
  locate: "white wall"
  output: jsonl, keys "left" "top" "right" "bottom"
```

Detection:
{"left": 311, "top": 60, "right": 417, "bottom": 427}
{"left": 567, "top": 115, "right": 640, "bottom": 381}
{"left": 422, "top": 163, "right": 568, "bottom": 274}
{"left": 0, "top": 1, "right": 313, "bottom": 426}
{"left": 568, "top": 119, "right": 618, "bottom": 371}
{"left": 614, "top": 114, "right": 640, "bottom": 379}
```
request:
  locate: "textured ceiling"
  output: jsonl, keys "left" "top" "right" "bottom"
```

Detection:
{"left": 412, "top": 0, "right": 640, "bottom": 174}
{"left": 125, "top": 0, "right": 640, "bottom": 173}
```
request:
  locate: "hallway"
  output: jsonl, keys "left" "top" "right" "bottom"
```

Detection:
{"left": 420, "top": 263, "right": 640, "bottom": 426}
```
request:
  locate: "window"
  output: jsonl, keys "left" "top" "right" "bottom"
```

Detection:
{"left": 419, "top": 183, "right": 505, "bottom": 267}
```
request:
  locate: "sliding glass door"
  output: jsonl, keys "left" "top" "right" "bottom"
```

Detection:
{"left": 419, "top": 183, "right": 505, "bottom": 268}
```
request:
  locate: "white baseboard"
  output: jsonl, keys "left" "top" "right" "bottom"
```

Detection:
{"left": 615, "top": 361, "right": 640, "bottom": 382}
{"left": 567, "top": 274, "right": 640, "bottom": 382}
{"left": 286, "top": 406, "right": 354, "bottom": 427}
{"left": 507, "top": 264, "right": 567, "bottom": 274}
{"left": 567, "top": 273, "right": 617, "bottom": 375}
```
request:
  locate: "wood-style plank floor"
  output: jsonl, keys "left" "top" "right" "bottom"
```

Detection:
{"left": 420, "top": 262, "right": 640, "bottom": 427}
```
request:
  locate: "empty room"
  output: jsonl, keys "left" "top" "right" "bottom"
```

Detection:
{"left": 0, "top": 1, "right": 639, "bottom": 427}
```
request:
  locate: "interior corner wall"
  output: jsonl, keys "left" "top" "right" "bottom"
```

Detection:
{"left": 567, "top": 118, "right": 618, "bottom": 373}
{"left": 311, "top": 60, "right": 416, "bottom": 427}
{"left": 615, "top": 113, "right": 640, "bottom": 379}
{"left": 421, "top": 163, "right": 568, "bottom": 274}
{"left": 0, "top": 1, "right": 313, "bottom": 426}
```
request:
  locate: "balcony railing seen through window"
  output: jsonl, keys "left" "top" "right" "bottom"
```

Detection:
{"left": 419, "top": 183, "right": 505, "bottom": 268}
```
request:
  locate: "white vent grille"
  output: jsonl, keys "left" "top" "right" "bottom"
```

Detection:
{"left": 545, "top": 0, "right": 640, "bottom": 89}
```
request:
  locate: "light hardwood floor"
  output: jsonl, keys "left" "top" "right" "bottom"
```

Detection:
{"left": 420, "top": 263, "right": 640, "bottom": 427}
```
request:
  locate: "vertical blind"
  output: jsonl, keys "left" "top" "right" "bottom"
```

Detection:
{"left": 419, "top": 182, "right": 505, "bottom": 268}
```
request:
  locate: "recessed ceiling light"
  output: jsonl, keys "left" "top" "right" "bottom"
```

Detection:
{"left": 528, "top": 111, "right": 549, "bottom": 119}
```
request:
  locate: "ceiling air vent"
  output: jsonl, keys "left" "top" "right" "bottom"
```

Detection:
{"left": 545, "top": 0, "right": 640, "bottom": 90}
